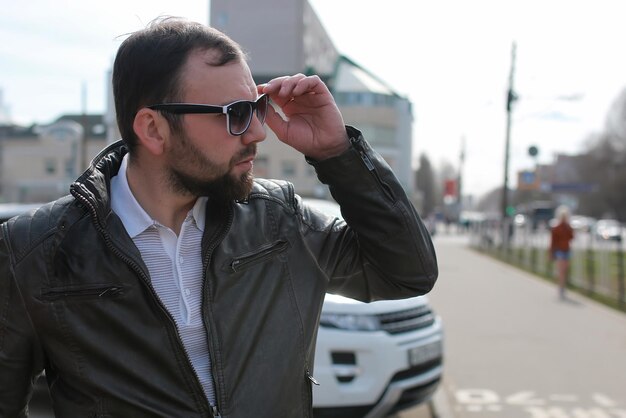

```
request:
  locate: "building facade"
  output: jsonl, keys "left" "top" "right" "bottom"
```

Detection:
{"left": 2, "top": 2, "right": 415, "bottom": 205}
{"left": 0, "top": 115, "right": 107, "bottom": 203}
{"left": 333, "top": 56, "right": 415, "bottom": 194}
{"left": 211, "top": 0, "right": 339, "bottom": 81}
{"left": 210, "top": 0, "right": 415, "bottom": 199}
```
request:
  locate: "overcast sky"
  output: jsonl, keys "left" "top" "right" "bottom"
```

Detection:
{"left": 1, "top": 0, "right": 625, "bottom": 197}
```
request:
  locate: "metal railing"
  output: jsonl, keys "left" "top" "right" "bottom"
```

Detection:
{"left": 469, "top": 219, "right": 626, "bottom": 310}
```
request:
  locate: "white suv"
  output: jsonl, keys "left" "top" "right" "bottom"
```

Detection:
{"left": 304, "top": 199, "right": 443, "bottom": 418}
{"left": 313, "top": 294, "right": 443, "bottom": 418}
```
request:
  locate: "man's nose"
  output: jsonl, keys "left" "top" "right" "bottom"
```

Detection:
{"left": 241, "top": 114, "right": 267, "bottom": 145}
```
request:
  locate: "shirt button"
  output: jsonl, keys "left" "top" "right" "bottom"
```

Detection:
{"left": 185, "top": 288, "right": 191, "bottom": 296}
{"left": 179, "top": 256, "right": 184, "bottom": 264}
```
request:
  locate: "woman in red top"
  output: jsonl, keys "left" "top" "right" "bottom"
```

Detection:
{"left": 550, "top": 206, "right": 575, "bottom": 299}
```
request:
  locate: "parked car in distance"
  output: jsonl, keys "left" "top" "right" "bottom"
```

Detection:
{"left": 594, "top": 219, "right": 622, "bottom": 241}
{"left": 516, "top": 201, "right": 556, "bottom": 230}
{"left": 570, "top": 215, "right": 595, "bottom": 233}
{"left": 303, "top": 198, "right": 443, "bottom": 418}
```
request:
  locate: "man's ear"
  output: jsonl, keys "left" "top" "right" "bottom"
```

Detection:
{"left": 133, "top": 108, "right": 169, "bottom": 156}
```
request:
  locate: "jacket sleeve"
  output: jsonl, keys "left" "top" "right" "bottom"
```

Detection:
{"left": 0, "top": 229, "right": 44, "bottom": 417}
{"left": 300, "top": 126, "right": 438, "bottom": 302}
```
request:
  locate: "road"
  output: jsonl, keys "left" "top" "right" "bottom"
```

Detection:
{"left": 424, "top": 233, "right": 626, "bottom": 418}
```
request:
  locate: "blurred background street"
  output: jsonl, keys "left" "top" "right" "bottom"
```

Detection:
{"left": 3, "top": 1, "right": 626, "bottom": 417}
{"left": 426, "top": 232, "right": 626, "bottom": 418}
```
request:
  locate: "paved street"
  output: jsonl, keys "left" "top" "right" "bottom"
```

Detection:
{"left": 425, "top": 233, "right": 626, "bottom": 418}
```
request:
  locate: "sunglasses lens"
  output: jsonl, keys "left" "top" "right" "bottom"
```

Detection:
{"left": 256, "top": 95, "right": 269, "bottom": 125}
{"left": 228, "top": 102, "right": 253, "bottom": 135}
{"left": 226, "top": 95, "right": 269, "bottom": 135}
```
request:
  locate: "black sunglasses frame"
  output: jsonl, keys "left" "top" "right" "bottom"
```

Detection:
{"left": 148, "top": 94, "right": 268, "bottom": 136}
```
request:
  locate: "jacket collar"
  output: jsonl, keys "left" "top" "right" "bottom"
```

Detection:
{"left": 70, "top": 140, "right": 127, "bottom": 229}
{"left": 70, "top": 140, "right": 222, "bottom": 237}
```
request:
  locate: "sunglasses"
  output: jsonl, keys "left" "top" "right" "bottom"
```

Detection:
{"left": 148, "top": 94, "right": 269, "bottom": 136}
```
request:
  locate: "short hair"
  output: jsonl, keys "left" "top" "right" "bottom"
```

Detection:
{"left": 556, "top": 205, "right": 571, "bottom": 222}
{"left": 112, "top": 17, "right": 245, "bottom": 153}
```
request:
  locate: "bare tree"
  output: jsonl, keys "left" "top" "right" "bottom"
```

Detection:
{"left": 575, "top": 88, "right": 626, "bottom": 221}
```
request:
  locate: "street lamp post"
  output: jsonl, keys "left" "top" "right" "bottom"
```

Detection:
{"left": 501, "top": 42, "right": 517, "bottom": 245}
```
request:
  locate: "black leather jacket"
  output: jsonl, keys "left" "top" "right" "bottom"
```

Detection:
{"left": 0, "top": 128, "right": 437, "bottom": 417}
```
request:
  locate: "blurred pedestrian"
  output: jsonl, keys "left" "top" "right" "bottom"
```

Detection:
{"left": 0, "top": 17, "right": 438, "bottom": 417}
{"left": 550, "top": 205, "right": 574, "bottom": 299}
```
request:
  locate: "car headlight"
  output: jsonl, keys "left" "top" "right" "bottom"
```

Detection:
{"left": 319, "top": 312, "right": 381, "bottom": 331}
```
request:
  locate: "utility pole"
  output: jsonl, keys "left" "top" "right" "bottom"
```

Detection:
{"left": 501, "top": 42, "right": 517, "bottom": 230}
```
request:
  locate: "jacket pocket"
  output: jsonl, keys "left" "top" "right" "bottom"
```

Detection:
{"left": 38, "top": 285, "right": 124, "bottom": 302}
{"left": 225, "top": 240, "right": 290, "bottom": 273}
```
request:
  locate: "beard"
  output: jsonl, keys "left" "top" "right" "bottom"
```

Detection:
{"left": 166, "top": 130, "right": 255, "bottom": 205}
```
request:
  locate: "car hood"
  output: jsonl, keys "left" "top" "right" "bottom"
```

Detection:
{"left": 321, "top": 293, "right": 430, "bottom": 315}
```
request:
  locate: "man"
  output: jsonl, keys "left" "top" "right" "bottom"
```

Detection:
{"left": 0, "top": 18, "right": 437, "bottom": 417}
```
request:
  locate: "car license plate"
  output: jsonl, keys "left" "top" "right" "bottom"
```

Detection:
{"left": 408, "top": 341, "right": 442, "bottom": 366}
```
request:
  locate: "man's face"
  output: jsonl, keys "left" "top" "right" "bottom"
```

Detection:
{"left": 164, "top": 50, "right": 266, "bottom": 202}
{"left": 166, "top": 127, "right": 256, "bottom": 204}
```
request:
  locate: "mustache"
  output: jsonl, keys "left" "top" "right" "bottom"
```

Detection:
{"left": 232, "top": 144, "right": 257, "bottom": 164}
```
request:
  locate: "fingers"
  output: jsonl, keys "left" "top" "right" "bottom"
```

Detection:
{"left": 263, "top": 104, "right": 289, "bottom": 143}
{"left": 261, "top": 74, "right": 328, "bottom": 105}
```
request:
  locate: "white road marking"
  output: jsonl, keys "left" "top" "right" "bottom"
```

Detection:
{"left": 453, "top": 389, "right": 625, "bottom": 417}
{"left": 593, "top": 394, "right": 618, "bottom": 408}
{"left": 507, "top": 391, "right": 546, "bottom": 406}
{"left": 455, "top": 389, "right": 499, "bottom": 405}
{"left": 549, "top": 395, "right": 579, "bottom": 402}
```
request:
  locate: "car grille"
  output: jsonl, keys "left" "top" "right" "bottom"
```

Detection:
{"left": 377, "top": 305, "right": 435, "bottom": 334}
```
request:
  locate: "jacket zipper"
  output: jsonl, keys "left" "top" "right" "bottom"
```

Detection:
{"left": 201, "top": 205, "right": 234, "bottom": 417}
{"left": 305, "top": 366, "right": 319, "bottom": 417}
{"left": 70, "top": 188, "right": 215, "bottom": 417}
{"left": 305, "top": 369, "right": 319, "bottom": 386}
{"left": 212, "top": 405, "right": 222, "bottom": 418}
{"left": 40, "top": 285, "right": 123, "bottom": 301}
{"left": 229, "top": 240, "right": 289, "bottom": 272}
{"left": 352, "top": 137, "right": 395, "bottom": 202}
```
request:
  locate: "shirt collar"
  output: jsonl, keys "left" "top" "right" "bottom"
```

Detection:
{"left": 110, "top": 154, "right": 207, "bottom": 237}
{"left": 191, "top": 196, "right": 207, "bottom": 232}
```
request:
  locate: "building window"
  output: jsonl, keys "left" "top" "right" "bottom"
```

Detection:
{"left": 45, "top": 159, "right": 56, "bottom": 174}
{"left": 92, "top": 124, "right": 106, "bottom": 135}
{"left": 65, "top": 159, "right": 74, "bottom": 178}
{"left": 254, "top": 156, "right": 269, "bottom": 178}
{"left": 358, "top": 125, "right": 396, "bottom": 147}
{"left": 334, "top": 92, "right": 396, "bottom": 108}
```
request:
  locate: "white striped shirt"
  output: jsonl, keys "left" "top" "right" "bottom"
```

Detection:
{"left": 110, "top": 154, "right": 215, "bottom": 404}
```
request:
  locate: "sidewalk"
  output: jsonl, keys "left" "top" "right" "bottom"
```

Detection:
{"left": 422, "top": 234, "right": 626, "bottom": 418}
